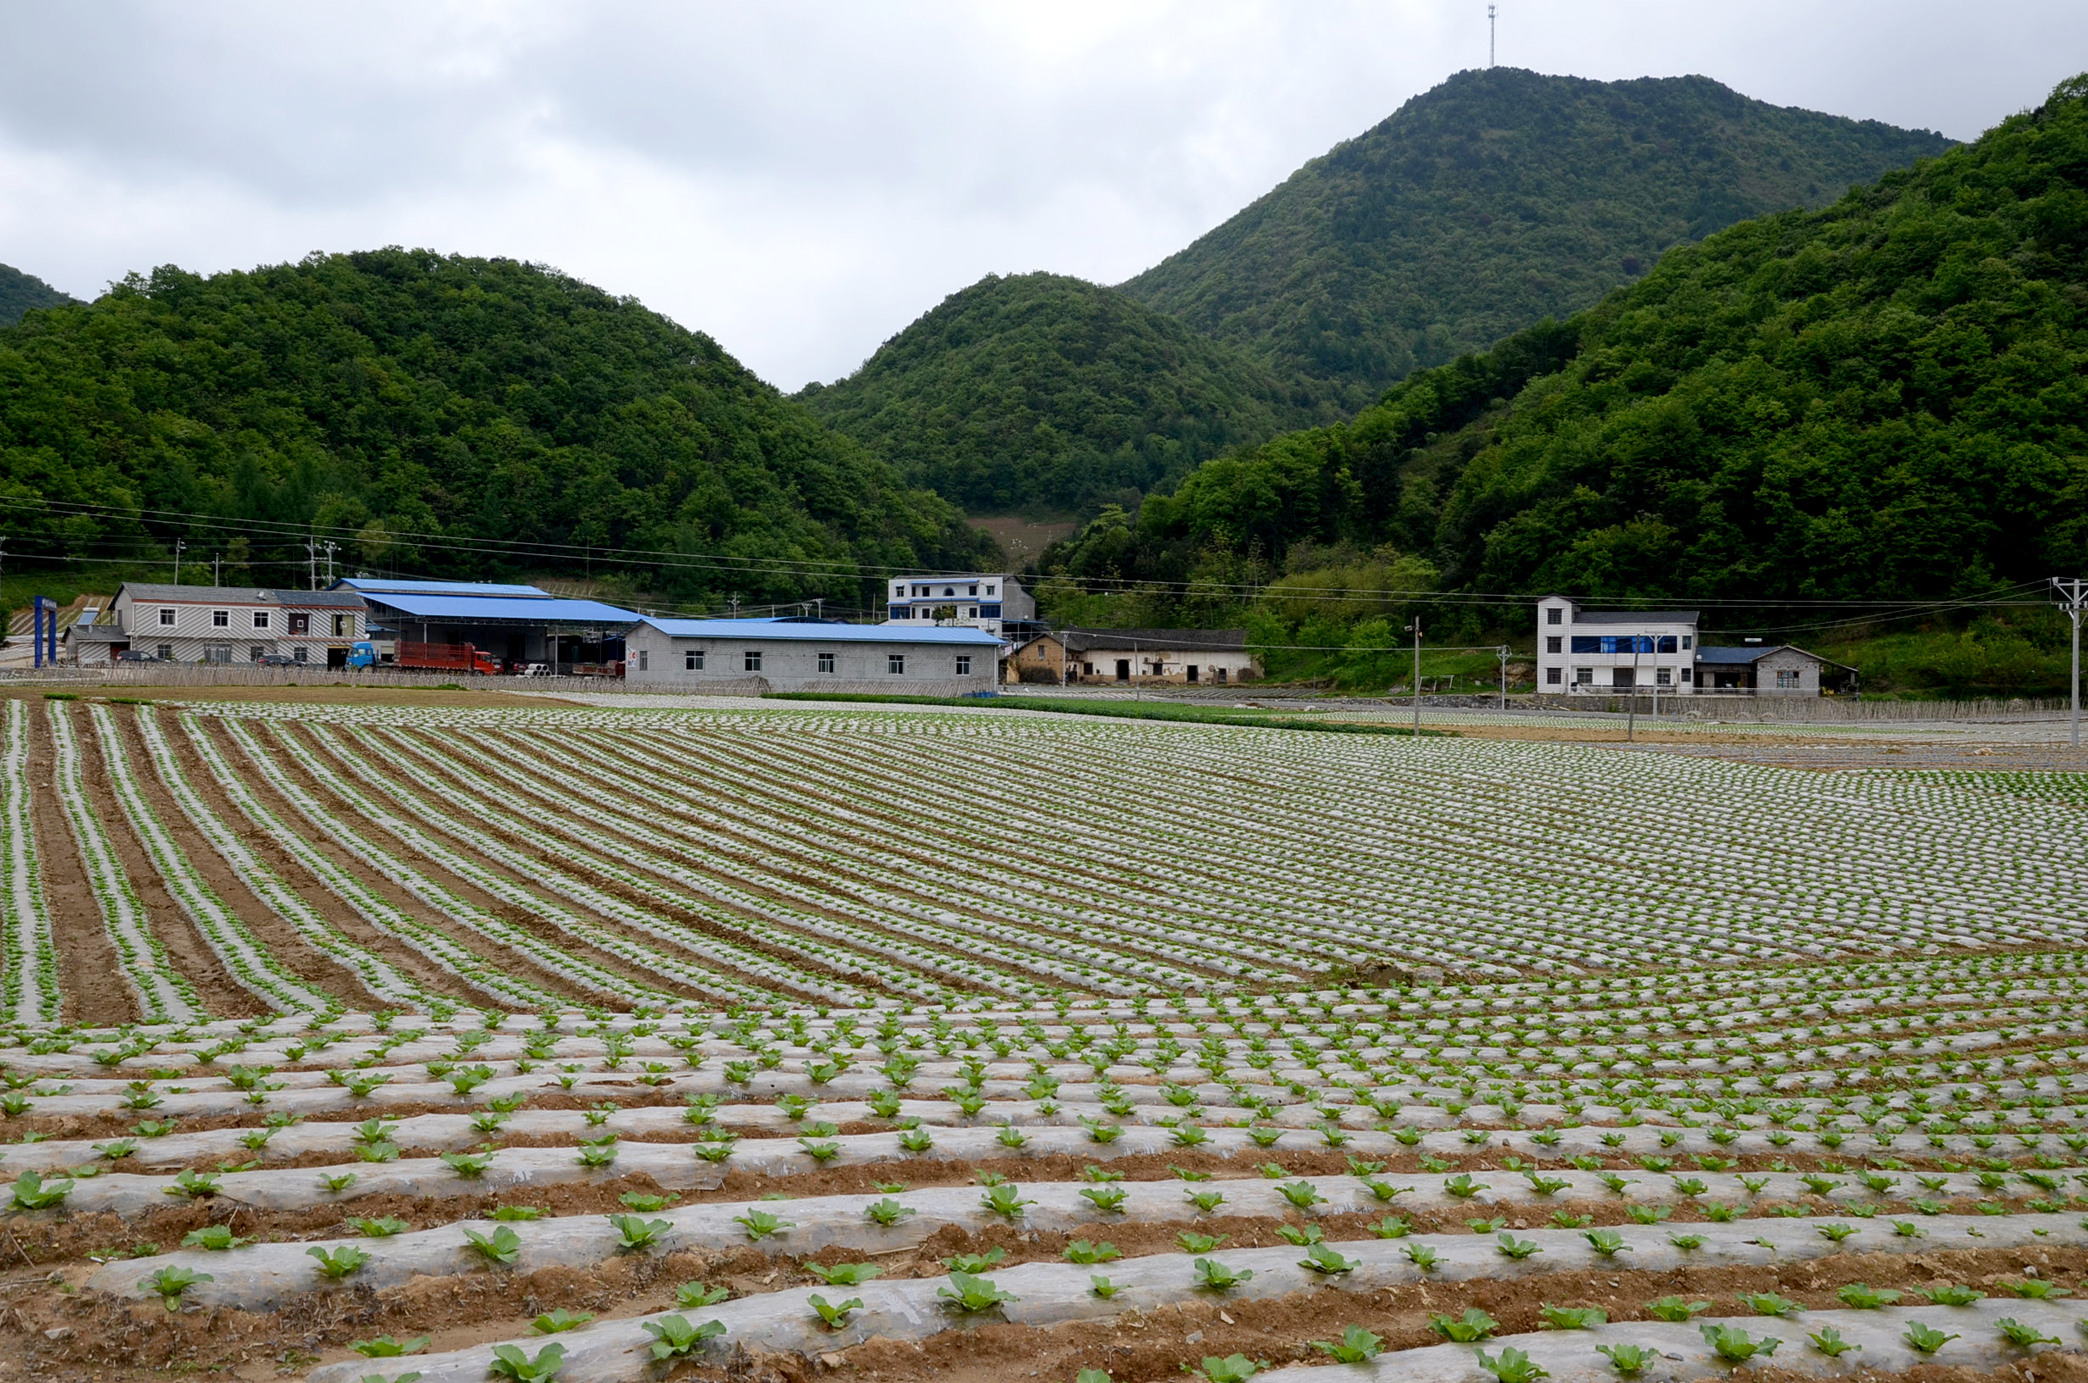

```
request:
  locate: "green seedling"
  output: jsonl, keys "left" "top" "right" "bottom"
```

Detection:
{"left": 352, "top": 1216, "right": 411, "bottom": 1237}
{"left": 163, "top": 1169, "right": 219, "bottom": 1199}
{"left": 1277, "top": 1180, "right": 1326, "bottom": 1210}
{"left": 944, "top": 1248, "right": 1006, "bottom": 1274}
{"left": 491, "top": 1205, "right": 545, "bottom": 1222}
{"left": 180, "top": 1224, "right": 252, "bottom": 1252}
{"left": 806, "top": 1262, "right": 882, "bottom": 1287}
{"left": 1299, "top": 1244, "right": 1359, "bottom": 1275}
{"left": 1496, "top": 1234, "right": 1542, "bottom": 1260}
{"left": 733, "top": 1209, "right": 792, "bottom": 1241}
{"left": 1065, "top": 1240, "right": 1120, "bottom": 1265}
{"left": 349, "top": 1335, "right": 429, "bottom": 1357}
{"left": 1997, "top": 1318, "right": 2061, "bottom": 1349}
{"left": 530, "top": 1309, "right": 594, "bottom": 1334}
{"left": 981, "top": 1183, "right": 1034, "bottom": 1219}
{"left": 676, "top": 1281, "right": 731, "bottom": 1308}
{"left": 1081, "top": 1186, "right": 1127, "bottom": 1213}
{"left": 1903, "top": 1322, "right": 1957, "bottom": 1354}
{"left": 1582, "top": 1228, "right": 1631, "bottom": 1257}
{"left": 809, "top": 1294, "right": 862, "bottom": 1327}
{"left": 1596, "top": 1343, "right": 1656, "bottom": 1375}
{"left": 8, "top": 1171, "right": 69, "bottom": 1210}
{"left": 1525, "top": 1174, "right": 1570, "bottom": 1196}
{"left": 1646, "top": 1296, "right": 1710, "bottom": 1321}
{"left": 1275, "top": 1224, "right": 1323, "bottom": 1246}
{"left": 318, "top": 1171, "right": 359, "bottom": 1193}
{"left": 1817, "top": 1222, "right": 1860, "bottom": 1243}
{"left": 144, "top": 1265, "right": 211, "bottom": 1310}
{"left": 1403, "top": 1241, "right": 1439, "bottom": 1268}
{"left": 1551, "top": 1211, "right": 1593, "bottom": 1229}
{"left": 462, "top": 1226, "right": 523, "bottom": 1265}
{"left": 487, "top": 1343, "right": 567, "bottom": 1380}
{"left": 1539, "top": 1305, "right": 1606, "bottom": 1330}
{"left": 1807, "top": 1327, "right": 1860, "bottom": 1357}
{"left": 1739, "top": 1291, "right": 1801, "bottom": 1317}
{"left": 1837, "top": 1283, "right": 1900, "bottom": 1309}
{"left": 308, "top": 1245, "right": 369, "bottom": 1278}
{"left": 2005, "top": 1279, "right": 2071, "bottom": 1299}
{"left": 440, "top": 1151, "right": 493, "bottom": 1178}
{"left": 608, "top": 1214, "right": 670, "bottom": 1251}
{"left": 1430, "top": 1308, "right": 1499, "bottom": 1342}
{"left": 1370, "top": 1215, "right": 1412, "bottom": 1239}
{"left": 863, "top": 1197, "right": 915, "bottom": 1227}
{"left": 1916, "top": 1284, "right": 1985, "bottom": 1305}
{"left": 1310, "top": 1326, "right": 1384, "bottom": 1363}
{"left": 1194, "top": 1257, "right": 1254, "bottom": 1291}
{"left": 619, "top": 1192, "right": 677, "bottom": 1213}
{"left": 1443, "top": 1173, "right": 1490, "bottom": 1199}
{"left": 1175, "top": 1231, "right": 1226, "bottom": 1254}
{"left": 1088, "top": 1275, "right": 1122, "bottom": 1298}
{"left": 1668, "top": 1233, "right": 1707, "bottom": 1250}
{"left": 1701, "top": 1325, "right": 1780, "bottom": 1363}
{"left": 1475, "top": 1347, "right": 1548, "bottom": 1383}
{"left": 1185, "top": 1189, "right": 1226, "bottom": 1213}
{"left": 938, "top": 1270, "right": 1018, "bottom": 1312}
{"left": 1192, "top": 1356, "right": 1260, "bottom": 1383}
{"left": 92, "top": 1139, "right": 138, "bottom": 1161}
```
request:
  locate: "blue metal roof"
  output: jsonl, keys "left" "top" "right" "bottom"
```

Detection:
{"left": 335, "top": 578, "right": 553, "bottom": 598}
{"left": 642, "top": 617, "right": 1001, "bottom": 645}
{"left": 1696, "top": 645, "right": 1775, "bottom": 664}
{"left": 366, "top": 593, "right": 642, "bottom": 623}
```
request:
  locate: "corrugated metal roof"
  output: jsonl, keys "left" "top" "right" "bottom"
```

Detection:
{"left": 367, "top": 593, "right": 641, "bottom": 623}
{"left": 642, "top": 617, "right": 1001, "bottom": 645}
{"left": 1574, "top": 609, "right": 1699, "bottom": 625}
{"left": 121, "top": 583, "right": 365, "bottom": 608}
{"left": 1696, "top": 645, "right": 1773, "bottom": 664}
{"left": 334, "top": 578, "right": 552, "bottom": 597}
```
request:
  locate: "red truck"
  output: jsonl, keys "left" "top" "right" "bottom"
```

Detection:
{"left": 396, "top": 641, "right": 503, "bottom": 675}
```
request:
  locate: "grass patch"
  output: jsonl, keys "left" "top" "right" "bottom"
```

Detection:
{"left": 761, "top": 692, "right": 1448, "bottom": 735}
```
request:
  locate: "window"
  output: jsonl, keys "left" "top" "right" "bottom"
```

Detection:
{"left": 1214, "top": 667, "right": 1227, "bottom": 684}
{"left": 211, "top": 609, "right": 230, "bottom": 627}
{"left": 744, "top": 650, "right": 762, "bottom": 673}
{"left": 157, "top": 644, "right": 174, "bottom": 661}
{"left": 252, "top": 611, "right": 270, "bottom": 630}
{"left": 1573, "top": 667, "right": 1593, "bottom": 685}
{"left": 205, "top": 645, "right": 232, "bottom": 664}
{"left": 1546, "top": 607, "right": 1563, "bottom": 625}
{"left": 986, "top": 584, "right": 996, "bottom": 595}
{"left": 293, "top": 646, "right": 307, "bottom": 663}
{"left": 964, "top": 607, "right": 976, "bottom": 619}
{"left": 968, "top": 585, "right": 978, "bottom": 596}
{"left": 685, "top": 650, "right": 704, "bottom": 671}
{"left": 1082, "top": 662, "right": 1094, "bottom": 675}
{"left": 888, "top": 653, "right": 906, "bottom": 675}
{"left": 1547, "top": 667, "right": 1563, "bottom": 685}
{"left": 1656, "top": 668, "right": 1672, "bottom": 686}
{"left": 1776, "top": 669, "right": 1802, "bottom": 689}
{"left": 1570, "top": 634, "right": 1668, "bottom": 654}
{"left": 819, "top": 652, "right": 835, "bottom": 673}
{"left": 332, "top": 613, "right": 347, "bottom": 636}
{"left": 289, "top": 612, "right": 310, "bottom": 635}
{"left": 249, "top": 646, "right": 265, "bottom": 662}
{"left": 1545, "top": 635, "right": 1562, "bottom": 653}
{"left": 1679, "top": 668, "right": 1692, "bottom": 683}
{"left": 637, "top": 650, "right": 649, "bottom": 672}
{"left": 979, "top": 603, "right": 1002, "bottom": 617}
{"left": 941, "top": 587, "right": 955, "bottom": 597}
{"left": 955, "top": 655, "right": 971, "bottom": 676}
{"left": 1682, "top": 635, "right": 1693, "bottom": 650}
{"left": 158, "top": 607, "right": 177, "bottom": 627}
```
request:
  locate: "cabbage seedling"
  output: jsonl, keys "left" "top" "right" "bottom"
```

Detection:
{"left": 530, "top": 1309, "right": 593, "bottom": 1333}
{"left": 1430, "top": 1308, "right": 1499, "bottom": 1342}
{"left": 1475, "top": 1346, "right": 1549, "bottom": 1383}
{"left": 1310, "top": 1326, "right": 1384, "bottom": 1363}
{"left": 809, "top": 1294, "right": 862, "bottom": 1328}
{"left": 307, "top": 1245, "right": 369, "bottom": 1278}
{"left": 1903, "top": 1322, "right": 1958, "bottom": 1354}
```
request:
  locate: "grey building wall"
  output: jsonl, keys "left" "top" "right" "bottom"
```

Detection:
{"left": 1753, "top": 647, "right": 1823, "bottom": 696}
{"left": 623, "top": 625, "right": 997, "bottom": 696}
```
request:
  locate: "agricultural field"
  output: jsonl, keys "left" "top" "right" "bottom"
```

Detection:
{"left": 0, "top": 694, "right": 2081, "bottom": 1382}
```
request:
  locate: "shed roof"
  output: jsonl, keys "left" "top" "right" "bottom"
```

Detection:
{"left": 334, "top": 578, "right": 553, "bottom": 598}
{"left": 120, "top": 583, "right": 365, "bottom": 608}
{"left": 641, "top": 617, "right": 1001, "bottom": 645}
{"left": 365, "top": 592, "right": 642, "bottom": 625}
{"left": 1697, "top": 644, "right": 1857, "bottom": 672}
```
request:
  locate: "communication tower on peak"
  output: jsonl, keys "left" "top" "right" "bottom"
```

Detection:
{"left": 1488, "top": 4, "right": 1497, "bottom": 68}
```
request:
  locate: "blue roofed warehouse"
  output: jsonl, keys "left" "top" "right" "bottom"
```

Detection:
{"left": 333, "top": 578, "right": 641, "bottom": 674}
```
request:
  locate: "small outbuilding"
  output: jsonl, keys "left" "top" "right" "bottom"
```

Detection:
{"left": 1009, "top": 628, "right": 1258, "bottom": 686}
{"left": 624, "top": 617, "right": 1002, "bottom": 695}
{"left": 1695, "top": 644, "right": 1857, "bottom": 696}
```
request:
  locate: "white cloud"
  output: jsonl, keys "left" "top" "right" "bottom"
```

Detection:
{"left": 1, "top": 0, "right": 2081, "bottom": 388}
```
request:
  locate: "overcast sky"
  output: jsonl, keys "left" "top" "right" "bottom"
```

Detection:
{"left": 2, "top": 2, "right": 2081, "bottom": 391}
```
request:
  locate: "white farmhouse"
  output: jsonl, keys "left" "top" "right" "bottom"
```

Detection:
{"left": 883, "top": 573, "right": 1035, "bottom": 637}
{"left": 1535, "top": 595, "right": 1699, "bottom": 694}
{"left": 100, "top": 584, "right": 368, "bottom": 667}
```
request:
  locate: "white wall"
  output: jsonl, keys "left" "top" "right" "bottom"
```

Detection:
{"left": 625, "top": 625, "right": 997, "bottom": 695}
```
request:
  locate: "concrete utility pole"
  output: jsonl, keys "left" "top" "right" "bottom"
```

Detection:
{"left": 322, "top": 541, "right": 338, "bottom": 586}
{"left": 1626, "top": 635, "right": 1644, "bottom": 742}
{"left": 1488, "top": 3, "right": 1497, "bottom": 67}
{"left": 2055, "top": 577, "right": 2086, "bottom": 750}
{"left": 1497, "top": 644, "right": 1510, "bottom": 711}
{"left": 173, "top": 539, "right": 186, "bottom": 586}
{"left": 1404, "top": 618, "right": 1423, "bottom": 736}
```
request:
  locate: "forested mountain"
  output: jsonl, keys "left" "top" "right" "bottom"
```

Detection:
{"left": 796, "top": 272, "right": 1334, "bottom": 515}
{"left": 0, "top": 250, "right": 989, "bottom": 604}
{"left": 1046, "top": 73, "right": 2088, "bottom": 629}
{"left": 1119, "top": 68, "right": 1954, "bottom": 399}
{"left": 0, "top": 264, "right": 75, "bottom": 328}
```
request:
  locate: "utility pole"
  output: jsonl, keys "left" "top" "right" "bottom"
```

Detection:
{"left": 213, "top": 553, "right": 221, "bottom": 586}
{"left": 1497, "top": 644, "right": 1510, "bottom": 711}
{"left": 305, "top": 538, "right": 317, "bottom": 591}
{"left": 1488, "top": 3, "right": 1497, "bottom": 67}
{"left": 173, "top": 539, "right": 186, "bottom": 586}
{"left": 1626, "top": 635, "right": 1644, "bottom": 742}
{"left": 1404, "top": 618, "right": 1423, "bottom": 736}
{"left": 322, "top": 541, "right": 338, "bottom": 587}
{"left": 2055, "top": 577, "right": 2086, "bottom": 750}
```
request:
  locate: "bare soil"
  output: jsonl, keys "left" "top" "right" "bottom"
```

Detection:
{"left": 24, "top": 703, "right": 139, "bottom": 1026}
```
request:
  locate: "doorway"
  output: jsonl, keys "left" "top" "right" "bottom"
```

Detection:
{"left": 1114, "top": 659, "right": 1130, "bottom": 682}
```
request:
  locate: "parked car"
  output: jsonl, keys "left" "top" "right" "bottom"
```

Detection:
{"left": 253, "top": 654, "right": 300, "bottom": 667}
{"left": 113, "top": 649, "right": 164, "bottom": 663}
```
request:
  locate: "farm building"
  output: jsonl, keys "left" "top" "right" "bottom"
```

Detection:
{"left": 625, "top": 617, "right": 1002, "bottom": 694}
{"left": 334, "top": 578, "right": 640, "bottom": 673}
{"left": 1536, "top": 595, "right": 1700, "bottom": 694}
{"left": 1696, "top": 644, "right": 1858, "bottom": 695}
{"left": 91, "top": 584, "right": 369, "bottom": 666}
{"left": 1008, "top": 628, "right": 1259, "bottom": 685}
{"left": 883, "top": 572, "right": 1037, "bottom": 637}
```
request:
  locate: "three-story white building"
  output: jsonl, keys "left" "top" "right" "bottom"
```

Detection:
{"left": 1535, "top": 595, "right": 1699, "bottom": 694}
{"left": 884, "top": 573, "right": 1034, "bottom": 637}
